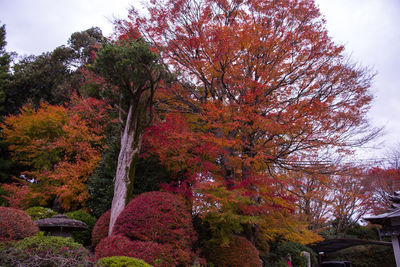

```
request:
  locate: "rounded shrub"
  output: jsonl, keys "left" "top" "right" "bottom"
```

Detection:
{"left": 95, "top": 235, "right": 188, "bottom": 267}
{"left": 0, "top": 232, "right": 91, "bottom": 266}
{"left": 97, "top": 256, "right": 152, "bottom": 267}
{"left": 113, "top": 191, "right": 196, "bottom": 248}
{"left": 95, "top": 235, "right": 136, "bottom": 259}
{"left": 207, "top": 236, "right": 262, "bottom": 267}
{"left": 0, "top": 207, "right": 39, "bottom": 242}
{"left": 25, "top": 206, "right": 58, "bottom": 221}
{"left": 65, "top": 209, "right": 97, "bottom": 246}
{"left": 92, "top": 209, "right": 111, "bottom": 247}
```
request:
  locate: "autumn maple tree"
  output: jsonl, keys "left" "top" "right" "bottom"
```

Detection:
{"left": 329, "top": 166, "right": 374, "bottom": 236}
{"left": 1, "top": 100, "right": 106, "bottom": 211}
{"left": 365, "top": 166, "right": 400, "bottom": 213}
{"left": 288, "top": 170, "right": 332, "bottom": 230}
{"left": 114, "top": 0, "right": 379, "bottom": 245}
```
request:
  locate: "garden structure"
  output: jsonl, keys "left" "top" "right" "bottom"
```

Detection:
{"left": 35, "top": 214, "right": 88, "bottom": 238}
{"left": 365, "top": 192, "right": 400, "bottom": 266}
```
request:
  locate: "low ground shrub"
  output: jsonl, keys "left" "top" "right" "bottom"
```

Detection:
{"left": 97, "top": 256, "right": 152, "bottom": 267}
{"left": 92, "top": 209, "right": 111, "bottom": 247}
{"left": 0, "top": 207, "right": 39, "bottom": 242}
{"left": 65, "top": 209, "right": 97, "bottom": 246}
{"left": 25, "top": 206, "right": 58, "bottom": 221}
{"left": 95, "top": 235, "right": 189, "bottom": 267}
{"left": 207, "top": 235, "right": 262, "bottom": 267}
{"left": 0, "top": 233, "right": 91, "bottom": 266}
{"left": 95, "top": 235, "right": 135, "bottom": 259}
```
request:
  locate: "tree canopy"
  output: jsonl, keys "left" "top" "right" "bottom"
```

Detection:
{"left": 118, "top": 0, "right": 378, "bottom": 243}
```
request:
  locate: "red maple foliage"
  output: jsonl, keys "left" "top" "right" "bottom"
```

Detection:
{"left": 0, "top": 183, "right": 40, "bottom": 209}
{"left": 0, "top": 207, "right": 39, "bottom": 242}
{"left": 366, "top": 167, "right": 400, "bottom": 213}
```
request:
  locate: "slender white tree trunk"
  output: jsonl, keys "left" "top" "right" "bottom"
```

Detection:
{"left": 108, "top": 102, "right": 144, "bottom": 235}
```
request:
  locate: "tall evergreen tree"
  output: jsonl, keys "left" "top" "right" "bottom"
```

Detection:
{"left": 0, "top": 23, "right": 10, "bottom": 114}
{"left": 0, "top": 23, "right": 19, "bottom": 184}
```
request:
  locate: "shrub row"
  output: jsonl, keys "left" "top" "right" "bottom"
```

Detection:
{"left": 0, "top": 233, "right": 91, "bottom": 267}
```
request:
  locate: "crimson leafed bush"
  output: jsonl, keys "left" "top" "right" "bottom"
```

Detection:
{"left": 0, "top": 207, "right": 39, "bottom": 242}
{"left": 92, "top": 209, "right": 111, "bottom": 247}
{"left": 207, "top": 236, "right": 262, "bottom": 267}
{"left": 113, "top": 191, "right": 196, "bottom": 248}
{"left": 95, "top": 235, "right": 189, "bottom": 266}
{"left": 95, "top": 235, "right": 134, "bottom": 259}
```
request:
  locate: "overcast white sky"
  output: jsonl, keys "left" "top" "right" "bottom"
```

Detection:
{"left": 0, "top": 0, "right": 399, "bottom": 161}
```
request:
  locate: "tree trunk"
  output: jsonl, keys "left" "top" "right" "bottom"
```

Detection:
{"left": 108, "top": 97, "right": 147, "bottom": 235}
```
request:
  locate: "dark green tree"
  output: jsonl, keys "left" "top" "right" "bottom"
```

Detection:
{"left": 0, "top": 24, "right": 20, "bottom": 184}
{"left": 6, "top": 52, "right": 73, "bottom": 113}
{"left": 68, "top": 27, "right": 103, "bottom": 67}
{"left": 5, "top": 27, "right": 105, "bottom": 115}
{"left": 87, "top": 132, "right": 172, "bottom": 218}
{"left": 0, "top": 24, "right": 10, "bottom": 114}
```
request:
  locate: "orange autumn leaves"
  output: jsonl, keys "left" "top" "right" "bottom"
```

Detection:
{"left": 1, "top": 99, "right": 109, "bottom": 211}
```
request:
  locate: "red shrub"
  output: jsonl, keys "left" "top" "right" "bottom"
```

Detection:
{"left": 92, "top": 209, "right": 110, "bottom": 247}
{"left": 207, "top": 236, "right": 262, "bottom": 267}
{"left": 0, "top": 207, "right": 39, "bottom": 242}
{"left": 95, "top": 235, "right": 133, "bottom": 259}
{"left": 113, "top": 191, "right": 196, "bottom": 249}
{"left": 95, "top": 235, "right": 190, "bottom": 266}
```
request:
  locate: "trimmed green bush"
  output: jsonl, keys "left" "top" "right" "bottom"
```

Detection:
{"left": 65, "top": 209, "right": 96, "bottom": 246}
{"left": 97, "top": 256, "right": 153, "bottom": 267}
{"left": 0, "top": 232, "right": 91, "bottom": 266}
{"left": 15, "top": 232, "right": 82, "bottom": 251}
{"left": 25, "top": 206, "right": 58, "bottom": 221}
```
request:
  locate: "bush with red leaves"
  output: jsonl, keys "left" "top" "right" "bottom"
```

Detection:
{"left": 207, "top": 236, "right": 262, "bottom": 267}
{"left": 113, "top": 191, "right": 196, "bottom": 249}
{"left": 95, "top": 235, "right": 190, "bottom": 266}
{"left": 0, "top": 207, "right": 39, "bottom": 242}
{"left": 92, "top": 209, "right": 111, "bottom": 247}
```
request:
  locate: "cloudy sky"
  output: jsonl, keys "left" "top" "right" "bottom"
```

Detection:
{"left": 1, "top": 0, "right": 399, "bottom": 160}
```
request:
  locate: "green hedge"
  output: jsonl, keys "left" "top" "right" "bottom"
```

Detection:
{"left": 25, "top": 206, "right": 58, "bottom": 221}
{"left": 0, "top": 233, "right": 91, "bottom": 266}
{"left": 97, "top": 256, "right": 153, "bottom": 267}
{"left": 65, "top": 209, "right": 96, "bottom": 246}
